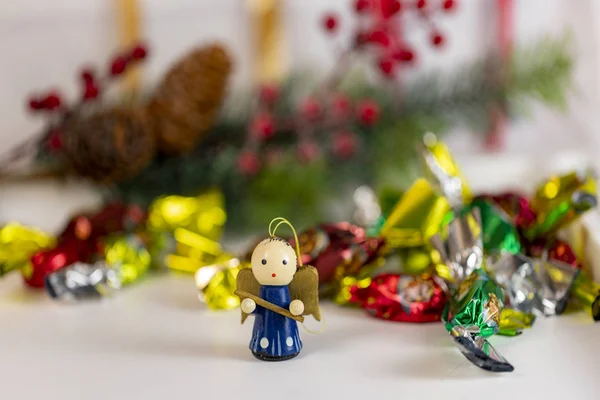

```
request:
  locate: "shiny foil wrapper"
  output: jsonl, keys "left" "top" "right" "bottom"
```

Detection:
{"left": 147, "top": 191, "right": 227, "bottom": 274}
{"left": 195, "top": 256, "right": 247, "bottom": 310}
{"left": 0, "top": 223, "right": 56, "bottom": 276}
{"left": 104, "top": 234, "right": 151, "bottom": 286}
{"left": 430, "top": 209, "right": 483, "bottom": 283}
{"left": 443, "top": 269, "right": 514, "bottom": 372}
{"left": 420, "top": 133, "right": 472, "bottom": 208}
{"left": 462, "top": 199, "right": 521, "bottom": 254}
{"left": 292, "top": 223, "right": 386, "bottom": 287}
{"left": 379, "top": 178, "right": 450, "bottom": 248}
{"left": 45, "top": 261, "right": 121, "bottom": 301}
{"left": 478, "top": 192, "right": 536, "bottom": 230}
{"left": 571, "top": 273, "right": 600, "bottom": 321}
{"left": 525, "top": 169, "right": 597, "bottom": 241}
{"left": 498, "top": 309, "right": 536, "bottom": 336}
{"left": 350, "top": 273, "right": 447, "bottom": 323}
{"left": 487, "top": 253, "right": 579, "bottom": 316}
{"left": 526, "top": 239, "right": 579, "bottom": 268}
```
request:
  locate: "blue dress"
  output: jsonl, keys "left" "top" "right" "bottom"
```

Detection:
{"left": 249, "top": 285, "right": 302, "bottom": 360}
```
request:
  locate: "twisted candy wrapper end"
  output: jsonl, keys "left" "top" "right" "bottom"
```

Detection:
{"left": 444, "top": 270, "right": 513, "bottom": 372}
{"left": 420, "top": 132, "right": 472, "bottom": 208}
{"left": 431, "top": 209, "right": 483, "bottom": 284}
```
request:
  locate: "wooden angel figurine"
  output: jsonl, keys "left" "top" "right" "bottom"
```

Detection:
{"left": 235, "top": 218, "right": 321, "bottom": 361}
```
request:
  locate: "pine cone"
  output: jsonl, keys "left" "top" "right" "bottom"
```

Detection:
{"left": 145, "top": 44, "right": 232, "bottom": 154}
{"left": 61, "top": 108, "right": 155, "bottom": 183}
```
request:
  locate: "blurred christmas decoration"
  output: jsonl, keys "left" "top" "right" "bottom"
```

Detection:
{"left": 0, "top": 1, "right": 573, "bottom": 233}
{"left": 145, "top": 45, "right": 232, "bottom": 154}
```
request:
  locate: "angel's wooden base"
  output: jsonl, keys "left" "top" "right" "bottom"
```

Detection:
{"left": 252, "top": 351, "right": 299, "bottom": 362}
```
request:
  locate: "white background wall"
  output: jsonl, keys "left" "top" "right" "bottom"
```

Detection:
{"left": 1, "top": 0, "right": 599, "bottom": 232}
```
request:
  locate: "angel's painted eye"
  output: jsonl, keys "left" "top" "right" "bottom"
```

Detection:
{"left": 282, "top": 259, "right": 288, "bottom": 265}
{"left": 261, "top": 259, "right": 267, "bottom": 265}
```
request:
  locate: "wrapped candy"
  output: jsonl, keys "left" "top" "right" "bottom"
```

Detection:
{"left": 524, "top": 169, "right": 597, "bottom": 241}
{"left": 477, "top": 192, "right": 536, "bottom": 230}
{"left": 443, "top": 269, "right": 514, "bottom": 372}
{"left": 459, "top": 199, "right": 521, "bottom": 254}
{"left": 350, "top": 273, "right": 447, "bottom": 323}
{"left": 147, "top": 190, "right": 226, "bottom": 273}
{"left": 45, "top": 262, "right": 120, "bottom": 300}
{"left": 104, "top": 233, "right": 151, "bottom": 286}
{"left": 430, "top": 209, "right": 483, "bottom": 283}
{"left": 0, "top": 223, "right": 55, "bottom": 276}
{"left": 571, "top": 273, "right": 600, "bottom": 321}
{"left": 292, "top": 223, "right": 386, "bottom": 304}
{"left": 486, "top": 253, "right": 579, "bottom": 316}
{"left": 379, "top": 178, "right": 450, "bottom": 249}
{"left": 195, "top": 256, "right": 249, "bottom": 310}
{"left": 21, "top": 203, "right": 146, "bottom": 288}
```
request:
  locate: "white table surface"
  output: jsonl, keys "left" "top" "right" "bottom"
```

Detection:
{"left": 1, "top": 271, "right": 598, "bottom": 400}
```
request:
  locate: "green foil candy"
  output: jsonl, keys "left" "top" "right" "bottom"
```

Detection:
{"left": 443, "top": 269, "right": 514, "bottom": 372}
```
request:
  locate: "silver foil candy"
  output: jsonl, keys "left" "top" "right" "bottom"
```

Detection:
{"left": 430, "top": 209, "right": 483, "bottom": 283}
{"left": 45, "top": 262, "right": 121, "bottom": 301}
{"left": 487, "top": 253, "right": 579, "bottom": 316}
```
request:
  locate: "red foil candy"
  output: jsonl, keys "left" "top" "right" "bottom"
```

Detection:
{"left": 526, "top": 238, "right": 580, "bottom": 268}
{"left": 292, "top": 223, "right": 386, "bottom": 284}
{"left": 350, "top": 273, "right": 447, "bottom": 323}
{"left": 477, "top": 192, "right": 537, "bottom": 230}
{"left": 23, "top": 203, "right": 146, "bottom": 288}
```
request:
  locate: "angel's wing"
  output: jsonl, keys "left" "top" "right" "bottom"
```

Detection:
{"left": 289, "top": 265, "right": 321, "bottom": 321}
{"left": 236, "top": 268, "right": 261, "bottom": 324}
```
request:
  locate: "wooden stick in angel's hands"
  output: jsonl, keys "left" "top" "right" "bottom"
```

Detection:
{"left": 235, "top": 289, "right": 304, "bottom": 323}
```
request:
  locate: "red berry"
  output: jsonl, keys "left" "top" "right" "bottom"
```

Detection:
{"left": 238, "top": 151, "right": 261, "bottom": 176}
{"left": 392, "top": 48, "right": 415, "bottom": 63}
{"left": 43, "top": 92, "right": 62, "bottom": 110}
{"left": 378, "top": 58, "right": 395, "bottom": 78}
{"left": 332, "top": 94, "right": 352, "bottom": 118}
{"left": 80, "top": 68, "right": 95, "bottom": 82}
{"left": 28, "top": 97, "right": 42, "bottom": 111}
{"left": 297, "top": 141, "right": 320, "bottom": 163}
{"left": 322, "top": 13, "right": 339, "bottom": 33}
{"left": 251, "top": 113, "right": 275, "bottom": 140}
{"left": 131, "top": 44, "right": 148, "bottom": 60}
{"left": 299, "top": 98, "right": 321, "bottom": 121}
{"left": 354, "top": 0, "right": 370, "bottom": 13}
{"left": 369, "top": 30, "right": 391, "bottom": 47}
{"left": 416, "top": 0, "right": 426, "bottom": 9}
{"left": 381, "top": 0, "right": 401, "bottom": 18}
{"left": 259, "top": 84, "right": 280, "bottom": 105}
{"left": 110, "top": 56, "right": 128, "bottom": 76}
{"left": 332, "top": 131, "right": 358, "bottom": 159}
{"left": 48, "top": 130, "right": 62, "bottom": 151}
{"left": 431, "top": 32, "right": 444, "bottom": 47}
{"left": 83, "top": 82, "right": 100, "bottom": 100}
{"left": 443, "top": 0, "right": 456, "bottom": 11}
{"left": 357, "top": 99, "right": 381, "bottom": 125}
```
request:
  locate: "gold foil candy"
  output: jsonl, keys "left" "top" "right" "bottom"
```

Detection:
{"left": 195, "top": 256, "right": 248, "bottom": 310}
{"left": 498, "top": 308, "right": 536, "bottom": 336}
{"left": 0, "top": 223, "right": 55, "bottom": 275}
{"left": 148, "top": 190, "right": 226, "bottom": 240}
{"left": 421, "top": 133, "right": 472, "bottom": 207}
{"left": 380, "top": 178, "right": 450, "bottom": 248}
{"left": 525, "top": 169, "right": 597, "bottom": 240}
{"left": 104, "top": 234, "right": 151, "bottom": 285}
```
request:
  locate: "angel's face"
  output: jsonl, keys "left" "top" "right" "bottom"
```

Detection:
{"left": 251, "top": 237, "right": 297, "bottom": 286}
